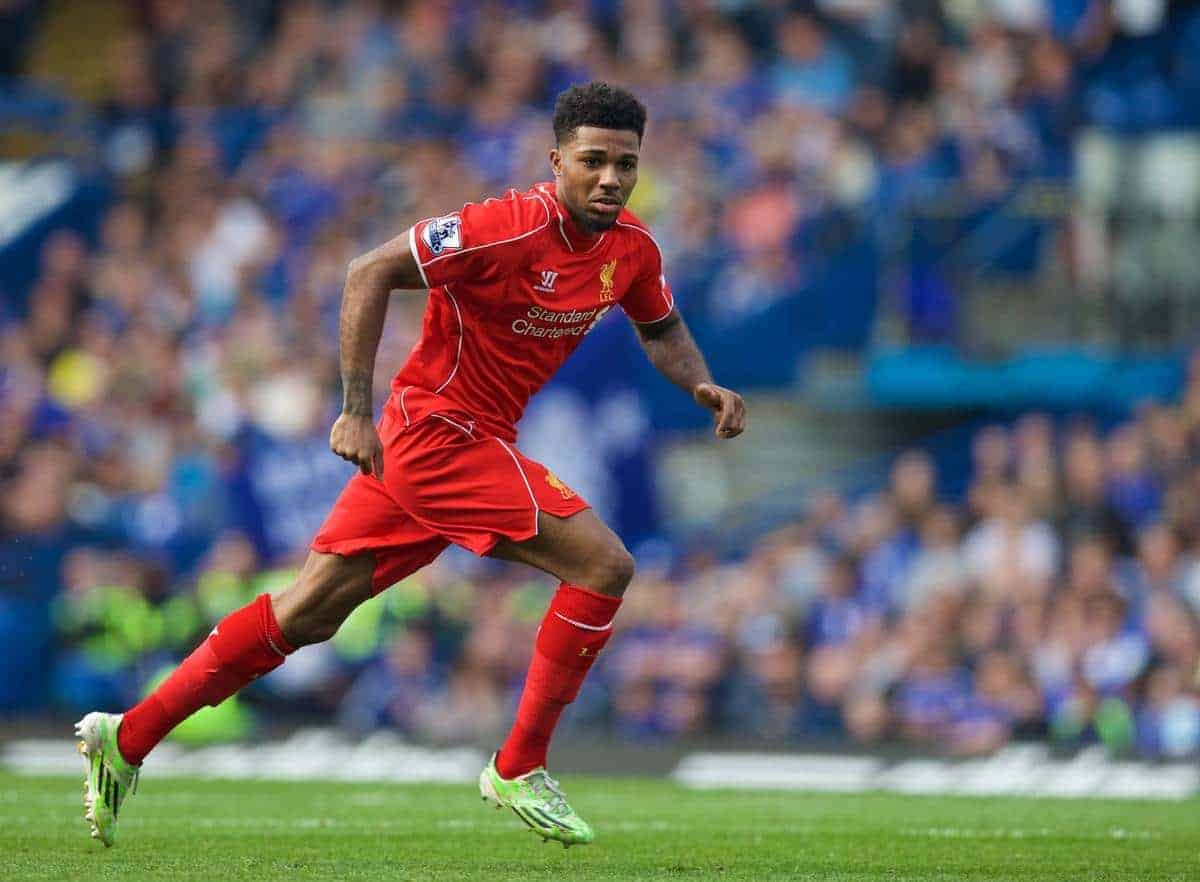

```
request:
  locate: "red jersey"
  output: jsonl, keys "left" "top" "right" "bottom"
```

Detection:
{"left": 399, "top": 181, "right": 674, "bottom": 442}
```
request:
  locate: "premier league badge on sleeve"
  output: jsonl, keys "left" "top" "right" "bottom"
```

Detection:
{"left": 422, "top": 214, "right": 462, "bottom": 255}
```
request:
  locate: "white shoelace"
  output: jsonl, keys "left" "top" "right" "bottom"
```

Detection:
{"left": 528, "top": 771, "right": 570, "bottom": 817}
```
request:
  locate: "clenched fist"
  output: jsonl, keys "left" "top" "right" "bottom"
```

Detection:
{"left": 693, "top": 382, "right": 746, "bottom": 439}
{"left": 330, "top": 413, "right": 384, "bottom": 478}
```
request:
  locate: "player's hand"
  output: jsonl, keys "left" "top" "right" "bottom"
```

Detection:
{"left": 693, "top": 382, "right": 746, "bottom": 439}
{"left": 330, "top": 413, "right": 384, "bottom": 478}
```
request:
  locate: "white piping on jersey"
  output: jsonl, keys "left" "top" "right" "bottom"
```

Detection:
{"left": 557, "top": 213, "right": 573, "bottom": 252}
{"left": 420, "top": 196, "right": 551, "bottom": 269}
{"left": 633, "top": 284, "right": 675, "bottom": 324}
{"left": 553, "top": 611, "right": 614, "bottom": 632}
{"left": 484, "top": 188, "right": 522, "bottom": 205}
{"left": 580, "top": 230, "right": 607, "bottom": 253}
{"left": 435, "top": 285, "right": 464, "bottom": 394}
{"left": 496, "top": 439, "right": 539, "bottom": 538}
{"left": 399, "top": 385, "right": 413, "bottom": 427}
{"left": 408, "top": 225, "right": 431, "bottom": 288}
{"left": 615, "top": 219, "right": 675, "bottom": 320}
{"left": 534, "top": 185, "right": 574, "bottom": 253}
{"left": 264, "top": 632, "right": 289, "bottom": 658}
{"left": 528, "top": 187, "right": 563, "bottom": 249}
{"left": 536, "top": 184, "right": 606, "bottom": 254}
{"left": 529, "top": 186, "right": 553, "bottom": 215}
{"left": 430, "top": 413, "right": 475, "bottom": 437}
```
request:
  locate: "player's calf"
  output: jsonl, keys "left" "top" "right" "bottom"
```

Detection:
{"left": 495, "top": 581, "right": 621, "bottom": 781}
{"left": 114, "top": 591, "right": 296, "bottom": 768}
{"left": 76, "top": 590, "right": 297, "bottom": 846}
{"left": 116, "top": 551, "right": 372, "bottom": 765}
{"left": 75, "top": 548, "right": 377, "bottom": 847}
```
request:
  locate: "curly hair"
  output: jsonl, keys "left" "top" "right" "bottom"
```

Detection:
{"left": 552, "top": 81, "right": 647, "bottom": 145}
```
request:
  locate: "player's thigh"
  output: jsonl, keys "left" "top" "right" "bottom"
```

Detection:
{"left": 377, "top": 412, "right": 632, "bottom": 591}
{"left": 490, "top": 509, "right": 635, "bottom": 596}
{"left": 382, "top": 417, "right": 587, "bottom": 554}
{"left": 314, "top": 462, "right": 451, "bottom": 591}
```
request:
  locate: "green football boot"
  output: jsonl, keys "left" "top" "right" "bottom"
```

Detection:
{"left": 479, "top": 753, "right": 594, "bottom": 847}
{"left": 75, "top": 712, "right": 139, "bottom": 846}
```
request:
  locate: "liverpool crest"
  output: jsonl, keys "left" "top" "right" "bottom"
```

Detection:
{"left": 599, "top": 259, "right": 617, "bottom": 302}
{"left": 545, "top": 471, "right": 576, "bottom": 499}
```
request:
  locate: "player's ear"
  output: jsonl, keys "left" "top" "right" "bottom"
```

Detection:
{"left": 550, "top": 146, "right": 563, "bottom": 177}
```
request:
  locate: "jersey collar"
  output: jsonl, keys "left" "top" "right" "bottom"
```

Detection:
{"left": 537, "top": 182, "right": 607, "bottom": 254}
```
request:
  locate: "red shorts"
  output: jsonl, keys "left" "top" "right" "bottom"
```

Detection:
{"left": 311, "top": 393, "right": 589, "bottom": 594}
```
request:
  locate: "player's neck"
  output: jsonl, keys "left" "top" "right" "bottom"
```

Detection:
{"left": 553, "top": 192, "right": 604, "bottom": 251}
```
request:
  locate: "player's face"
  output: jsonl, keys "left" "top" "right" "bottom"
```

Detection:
{"left": 551, "top": 126, "right": 640, "bottom": 233}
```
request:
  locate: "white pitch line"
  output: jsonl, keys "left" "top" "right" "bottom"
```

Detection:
{"left": 900, "top": 827, "right": 1162, "bottom": 841}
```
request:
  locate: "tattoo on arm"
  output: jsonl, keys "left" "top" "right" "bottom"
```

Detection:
{"left": 338, "top": 257, "right": 393, "bottom": 417}
{"left": 341, "top": 370, "right": 374, "bottom": 417}
{"left": 635, "top": 311, "right": 713, "bottom": 394}
{"left": 336, "top": 227, "right": 435, "bottom": 418}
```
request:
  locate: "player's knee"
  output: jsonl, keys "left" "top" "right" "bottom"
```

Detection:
{"left": 283, "top": 607, "right": 342, "bottom": 646}
{"left": 273, "top": 556, "right": 373, "bottom": 647}
{"left": 272, "top": 587, "right": 333, "bottom": 647}
{"left": 275, "top": 591, "right": 357, "bottom": 646}
{"left": 587, "top": 544, "right": 635, "bottom": 597}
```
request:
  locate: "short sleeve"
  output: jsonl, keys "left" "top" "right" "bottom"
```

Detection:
{"left": 619, "top": 228, "right": 675, "bottom": 324}
{"left": 408, "top": 192, "right": 549, "bottom": 289}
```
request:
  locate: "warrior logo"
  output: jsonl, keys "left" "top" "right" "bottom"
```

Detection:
{"left": 544, "top": 471, "right": 576, "bottom": 499}
{"left": 599, "top": 259, "right": 617, "bottom": 301}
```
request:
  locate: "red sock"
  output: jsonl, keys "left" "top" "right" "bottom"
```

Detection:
{"left": 117, "top": 594, "right": 294, "bottom": 765}
{"left": 496, "top": 583, "right": 621, "bottom": 779}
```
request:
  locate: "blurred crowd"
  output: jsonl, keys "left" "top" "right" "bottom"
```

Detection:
{"left": 713, "top": 386, "right": 1200, "bottom": 760}
{"left": 2, "top": 0, "right": 1200, "bottom": 757}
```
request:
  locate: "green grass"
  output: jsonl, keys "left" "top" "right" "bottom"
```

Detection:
{"left": 2, "top": 772, "right": 1196, "bottom": 881}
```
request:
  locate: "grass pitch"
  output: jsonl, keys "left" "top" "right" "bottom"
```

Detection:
{"left": 1, "top": 772, "right": 1196, "bottom": 881}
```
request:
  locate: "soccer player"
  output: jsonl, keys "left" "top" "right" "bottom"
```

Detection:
{"left": 76, "top": 82, "right": 746, "bottom": 847}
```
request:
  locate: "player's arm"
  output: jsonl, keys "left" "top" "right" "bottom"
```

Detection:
{"left": 329, "top": 231, "right": 428, "bottom": 478}
{"left": 634, "top": 309, "right": 746, "bottom": 439}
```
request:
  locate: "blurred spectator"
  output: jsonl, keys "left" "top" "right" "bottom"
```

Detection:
{"left": 896, "top": 643, "right": 971, "bottom": 746}
{"left": 948, "top": 650, "right": 1039, "bottom": 757}
{"left": 1137, "top": 665, "right": 1200, "bottom": 758}
{"left": 901, "top": 506, "right": 967, "bottom": 613}
{"left": 962, "top": 483, "right": 1058, "bottom": 599}
{"left": 772, "top": 14, "right": 855, "bottom": 113}
{"left": 1059, "top": 428, "right": 1132, "bottom": 553}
